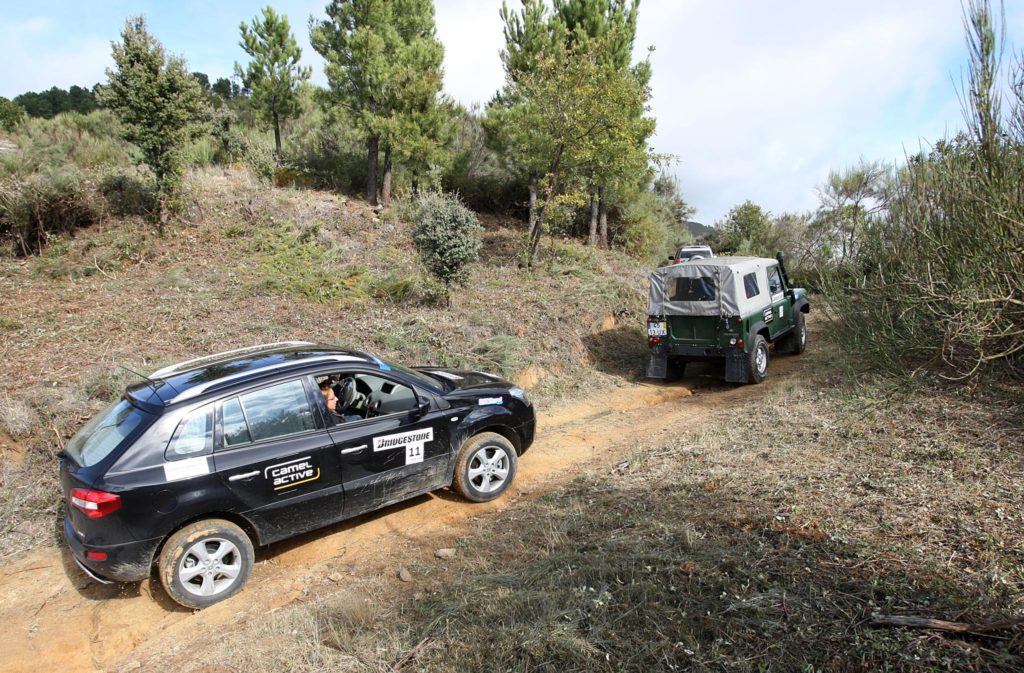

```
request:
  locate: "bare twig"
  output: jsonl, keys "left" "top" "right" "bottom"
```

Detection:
{"left": 872, "top": 613, "right": 1024, "bottom": 636}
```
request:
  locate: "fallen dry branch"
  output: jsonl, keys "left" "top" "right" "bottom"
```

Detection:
{"left": 872, "top": 613, "right": 1024, "bottom": 635}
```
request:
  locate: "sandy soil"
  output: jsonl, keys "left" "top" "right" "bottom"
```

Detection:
{"left": 0, "top": 357, "right": 802, "bottom": 673}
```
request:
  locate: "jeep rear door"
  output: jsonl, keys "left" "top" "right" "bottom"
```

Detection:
{"left": 212, "top": 378, "right": 345, "bottom": 542}
{"left": 666, "top": 275, "right": 720, "bottom": 345}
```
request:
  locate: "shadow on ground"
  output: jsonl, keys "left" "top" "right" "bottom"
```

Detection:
{"left": 581, "top": 325, "right": 647, "bottom": 379}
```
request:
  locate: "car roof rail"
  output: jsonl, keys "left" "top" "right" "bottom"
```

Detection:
{"left": 149, "top": 341, "right": 316, "bottom": 379}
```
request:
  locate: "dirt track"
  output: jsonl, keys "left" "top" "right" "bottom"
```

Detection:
{"left": 0, "top": 359, "right": 802, "bottom": 673}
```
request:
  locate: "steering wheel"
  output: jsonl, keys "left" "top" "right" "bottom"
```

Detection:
{"left": 336, "top": 378, "right": 356, "bottom": 414}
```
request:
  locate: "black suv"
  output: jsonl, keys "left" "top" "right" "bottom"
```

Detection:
{"left": 59, "top": 342, "right": 535, "bottom": 609}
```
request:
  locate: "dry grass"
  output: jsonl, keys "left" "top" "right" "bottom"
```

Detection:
{"left": 192, "top": 337, "right": 1024, "bottom": 673}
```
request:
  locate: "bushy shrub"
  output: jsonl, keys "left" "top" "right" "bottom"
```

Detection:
{"left": 236, "top": 128, "right": 275, "bottom": 183}
{"left": 100, "top": 173, "right": 157, "bottom": 217}
{"left": 0, "top": 97, "right": 27, "bottom": 132}
{"left": 612, "top": 189, "right": 684, "bottom": 262}
{"left": 0, "top": 168, "right": 101, "bottom": 255}
{"left": 405, "top": 191, "right": 482, "bottom": 305}
{"left": 283, "top": 109, "right": 367, "bottom": 192}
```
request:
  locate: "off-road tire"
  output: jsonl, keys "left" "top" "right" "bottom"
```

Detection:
{"left": 158, "top": 519, "right": 254, "bottom": 610}
{"left": 453, "top": 432, "right": 517, "bottom": 503}
{"left": 791, "top": 311, "right": 807, "bottom": 355}
{"left": 747, "top": 334, "right": 769, "bottom": 384}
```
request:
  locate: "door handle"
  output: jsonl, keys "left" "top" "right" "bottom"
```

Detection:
{"left": 228, "top": 470, "right": 260, "bottom": 482}
{"left": 340, "top": 444, "right": 368, "bottom": 455}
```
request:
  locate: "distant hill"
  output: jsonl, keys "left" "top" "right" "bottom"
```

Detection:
{"left": 685, "top": 220, "right": 715, "bottom": 240}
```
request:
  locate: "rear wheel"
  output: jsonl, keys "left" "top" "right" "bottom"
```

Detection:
{"left": 158, "top": 519, "right": 254, "bottom": 610}
{"left": 453, "top": 432, "right": 517, "bottom": 503}
{"left": 747, "top": 335, "right": 769, "bottom": 384}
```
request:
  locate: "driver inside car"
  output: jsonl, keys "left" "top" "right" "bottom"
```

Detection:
{"left": 318, "top": 378, "right": 364, "bottom": 422}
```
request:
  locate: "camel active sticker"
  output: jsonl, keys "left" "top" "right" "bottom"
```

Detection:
{"left": 373, "top": 428, "right": 434, "bottom": 465}
{"left": 265, "top": 456, "right": 321, "bottom": 491}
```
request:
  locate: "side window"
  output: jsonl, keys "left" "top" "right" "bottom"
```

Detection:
{"left": 315, "top": 371, "right": 419, "bottom": 424}
{"left": 767, "top": 267, "right": 783, "bottom": 296}
{"left": 237, "top": 380, "right": 316, "bottom": 443}
{"left": 221, "top": 397, "right": 252, "bottom": 447}
{"left": 743, "top": 272, "right": 760, "bottom": 299}
{"left": 166, "top": 405, "right": 213, "bottom": 460}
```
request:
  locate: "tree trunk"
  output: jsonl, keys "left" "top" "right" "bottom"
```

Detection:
{"left": 598, "top": 185, "right": 608, "bottom": 248}
{"left": 588, "top": 187, "right": 599, "bottom": 246}
{"left": 527, "top": 170, "right": 538, "bottom": 237}
{"left": 382, "top": 147, "right": 393, "bottom": 207}
{"left": 366, "top": 134, "right": 379, "bottom": 205}
{"left": 273, "top": 111, "right": 282, "bottom": 166}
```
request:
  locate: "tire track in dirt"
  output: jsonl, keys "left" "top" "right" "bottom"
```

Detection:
{"left": 0, "top": 358, "right": 803, "bottom": 673}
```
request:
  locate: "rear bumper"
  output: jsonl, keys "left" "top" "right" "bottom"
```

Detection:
{"left": 64, "top": 515, "right": 161, "bottom": 583}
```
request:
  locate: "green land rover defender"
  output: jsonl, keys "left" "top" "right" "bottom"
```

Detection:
{"left": 645, "top": 253, "right": 810, "bottom": 384}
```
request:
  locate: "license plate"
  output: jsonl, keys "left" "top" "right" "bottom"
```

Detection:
{"left": 647, "top": 321, "right": 667, "bottom": 337}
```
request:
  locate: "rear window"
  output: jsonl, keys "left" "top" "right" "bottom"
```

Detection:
{"left": 743, "top": 272, "right": 760, "bottom": 299}
{"left": 670, "top": 277, "right": 717, "bottom": 302}
{"left": 65, "top": 399, "right": 153, "bottom": 468}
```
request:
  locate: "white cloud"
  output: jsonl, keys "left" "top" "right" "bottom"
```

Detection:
{"left": 435, "top": 0, "right": 506, "bottom": 108}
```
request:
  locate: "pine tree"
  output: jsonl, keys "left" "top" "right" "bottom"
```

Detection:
{"left": 98, "top": 16, "right": 206, "bottom": 233}
{"left": 310, "top": 0, "right": 445, "bottom": 206}
{"left": 554, "top": 0, "right": 647, "bottom": 247}
{"left": 236, "top": 6, "right": 311, "bottom": 165}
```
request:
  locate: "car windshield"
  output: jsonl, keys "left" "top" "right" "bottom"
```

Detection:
{"left": 65, "top": 399, "right": 153, "bottom": 468}
{"left": 370, "top": 355, "right": 445, "bottom": 391}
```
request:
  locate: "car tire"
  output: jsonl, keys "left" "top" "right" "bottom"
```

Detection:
{"left": 158, "top": 518, "right": 254, "bottom": 610}
{"left": 453, "top": 432, "right": 517, "bottom": 503}
{"left": 791, "top": 312, "right": 807, "bottom": 355}
{"left": 747, "top": 334, "right": 769, "bottom": 384}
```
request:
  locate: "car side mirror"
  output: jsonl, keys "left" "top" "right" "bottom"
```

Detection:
{"left": 667, "top": 256, "right": 676, "bottom": 265}
{"left": 412, "top": 399, "right": 430, "bottom": 419}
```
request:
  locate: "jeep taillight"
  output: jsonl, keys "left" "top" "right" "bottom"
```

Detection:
{"left": 70, "top": 488, "right": 122, "bottom": 519}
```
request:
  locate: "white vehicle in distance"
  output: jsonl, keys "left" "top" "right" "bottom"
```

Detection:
{"left": 671, "top": 244, "right": 715, "bottom": 264}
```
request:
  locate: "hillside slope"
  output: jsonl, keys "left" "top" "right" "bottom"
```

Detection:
{"left": 0, "top": 168, "right": 652, "bottom": 557}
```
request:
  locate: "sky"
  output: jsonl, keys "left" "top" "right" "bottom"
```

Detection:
{"left": 2, "top": 0, "right": 1023, "bottom": 225}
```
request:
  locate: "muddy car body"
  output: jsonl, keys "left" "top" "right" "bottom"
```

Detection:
{"left": 645, "top": 253, "right": 809, "bottom": 384}
{"left": 59, "top": 342, "right": 534, "bottom": 608}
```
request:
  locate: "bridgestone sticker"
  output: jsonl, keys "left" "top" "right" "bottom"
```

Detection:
{"left": 762, "top": 307, "right": 774, "bottom": 324}
{"left": 163, "top": 456, "right": 211, "bottom": 482}
{"left": 478, "top": 397, "right": 503, "bottom": 406}
{"left": 265, "top": 456, "right": 321, "bottom": 491}
{"left": 373, "top": 428, "right": 434, "bottom": 465}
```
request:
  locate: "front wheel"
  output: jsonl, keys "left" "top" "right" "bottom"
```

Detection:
{"left": 453, "top": 432, "right": 517, "bottom": 503}
{"left": 792, "top": 312, "right": 807, "bottom": 355}
{"left": 158, "top": 519, "right": 254, "bottom": 610}
{"left": 747, "top": 335, "right": 769, "bottom": 384}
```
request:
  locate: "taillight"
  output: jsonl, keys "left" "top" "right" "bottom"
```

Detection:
{"left": 86, "top": 550, "right": 108, "bottom": 561}
{"left": 649, "top": 336, "right": 661, "bottom": 345}
{"left": 70, "top": 488, "right": 122, "bottom": 519}
{"left": 737, "top": 338, "right": 744, "bottom": 349}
